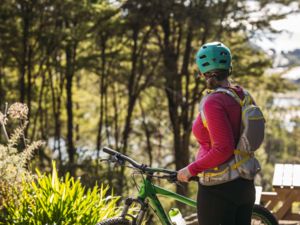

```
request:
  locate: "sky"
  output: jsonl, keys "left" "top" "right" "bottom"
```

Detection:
{"left": 248, "top": 0, "right": 300, "bottom": 53}
{"left": 270, "top": 12, "right": 300, "bottom": 80}
{"left": 268, "top": 13, "right": 300, "bottom": 52}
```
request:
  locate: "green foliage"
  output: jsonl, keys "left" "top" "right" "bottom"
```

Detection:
{"left": 3, "top": 161, "right": 120, "bottom": 225}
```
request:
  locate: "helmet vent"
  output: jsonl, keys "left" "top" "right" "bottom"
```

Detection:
{"left": 203, "top": 46, "right": 207, "bottom": 49}
{"left": 219, "top": 60, "right": 227, "bottom": 64}
{"left": 202, "top": 62, "right": 210, "bottom": 67}
{"left": 220, "top": 51, "right": 228, "bottom": 55}
{"left": 199, "top": 55, "right": 206, "bottom": 59}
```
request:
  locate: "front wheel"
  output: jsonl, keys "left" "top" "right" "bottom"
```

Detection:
{"left": 251, "top": 204, "right": 278, "bottom": 225}
{"left": 96, "top": 217, "right": 131, "bottom": 225}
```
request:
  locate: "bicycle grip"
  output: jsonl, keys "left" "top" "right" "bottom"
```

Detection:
{"left": 102, "top": 147, "right": 119, "bottom": 155}
{"left": 168, "top": 172, "right": 178, "bottom": 183}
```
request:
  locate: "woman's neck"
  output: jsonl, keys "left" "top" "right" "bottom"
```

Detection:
{"left": 219, "top": 79, "right": 231, "bottom": 88}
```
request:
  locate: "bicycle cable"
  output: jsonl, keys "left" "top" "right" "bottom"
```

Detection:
{"left": 131, "top": 170, "right": 144, "bottom": 192}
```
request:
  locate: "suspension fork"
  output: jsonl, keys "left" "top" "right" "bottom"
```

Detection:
{"left": 121, "top": 197, "right": 149, "bottom": 225}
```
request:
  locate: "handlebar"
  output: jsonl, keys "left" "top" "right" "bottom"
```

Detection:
{"left": 102, "top": 147, "right": 176, "bottom": 174}
{"left": 102, "top": 146, "right": 199, "bottom": 182}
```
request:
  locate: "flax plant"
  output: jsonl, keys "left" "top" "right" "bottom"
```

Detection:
{"left": 4, "top": 161, "right": 121, "bottom": 225}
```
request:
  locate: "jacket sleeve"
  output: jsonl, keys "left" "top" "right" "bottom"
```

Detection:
{"left": 187, "top": 96, "right": 236, "bottom": 176}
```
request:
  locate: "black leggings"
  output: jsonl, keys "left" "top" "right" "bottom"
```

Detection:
{"left": 197, "top": 178, "right": 255, "bottom": 225}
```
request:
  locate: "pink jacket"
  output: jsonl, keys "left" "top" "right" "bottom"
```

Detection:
{"left": 187, "top": 86, "right": 244, "bottom": 176}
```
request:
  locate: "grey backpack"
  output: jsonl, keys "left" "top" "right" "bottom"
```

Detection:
{"left": 199, "top": 88, "right": 265, "bottom": 185}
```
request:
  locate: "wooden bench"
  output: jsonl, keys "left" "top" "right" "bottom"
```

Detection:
{"left": 260, "top": 164, "right": 300, "bottom": 223}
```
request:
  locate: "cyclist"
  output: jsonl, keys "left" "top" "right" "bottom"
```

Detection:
{"left": 177, "top": 42, "right": 256, "bottom": 225}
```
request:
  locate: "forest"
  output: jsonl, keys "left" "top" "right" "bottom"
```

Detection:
{"left": 0, "top": 0, "right": 300, "bottom": 224}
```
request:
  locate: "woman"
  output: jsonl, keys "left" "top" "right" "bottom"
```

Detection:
{"left": 177, "top": 42, "right": 256, "bottom": 225}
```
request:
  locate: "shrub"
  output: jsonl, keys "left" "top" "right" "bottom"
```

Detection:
{"left": 0, "top": 103, "right": 43, "bottom": 209}
{"left": 3, "top": 161, "right": 121, "bottom": 225}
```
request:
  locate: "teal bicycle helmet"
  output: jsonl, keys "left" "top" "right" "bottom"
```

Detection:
{"left": 195, "top": 42, "right": 231, "bottom": 74}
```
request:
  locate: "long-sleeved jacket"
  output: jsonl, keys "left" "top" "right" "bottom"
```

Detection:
{"left": 188, "top": 86, "right": 244, "bottom": 176}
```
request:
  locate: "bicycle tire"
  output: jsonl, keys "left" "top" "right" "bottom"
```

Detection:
{"left": 251, "top": 204, "right": 278, "bottom": 225}
{"left": 96, "top": 217, "right": 131, "bottom": 225}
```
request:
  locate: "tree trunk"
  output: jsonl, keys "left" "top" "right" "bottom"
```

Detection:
{"left": 96, "top": 34, "right": 107, "bottom": 154}
{"left": 139, "top": 99, "right": 153, "bottom": 166}
{"left": 160, "top": 17, "right": 198, "bottom": 198}
{"left": 160, "top": 17, "right": 183, "bottom": 195}
{"left": 30, "top": 69, "right": 46, "bottom": 141}
{"left": 116, "top": 25, "right": 139, "bottom": 195}
{"left": 26, "top": 45, "right": 32, "bottom": 121}
{"left": 0, "top": 68, "right": 5, "bottom": 106}
{"left": 65, "top": 43, "right": 76, "bottom": 164}
{"left": 75, "top": 75, "right": 80, "bottom": 142}
{"left": 112, "top": 83, "right": 119, "bottom": 150}
{"left": 49, "top": 63, "right": 64, "bottom": 163}
{"left": 20, "top": 3, "right": 29, "bottom": 103}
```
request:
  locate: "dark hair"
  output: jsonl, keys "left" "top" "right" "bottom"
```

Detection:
{"left": 204, "top": 69, "right": 230, "bottom": 81}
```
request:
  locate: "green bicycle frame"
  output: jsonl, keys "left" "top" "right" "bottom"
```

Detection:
{"left": 138, "top": 178, "right": 197, "bottom": 225}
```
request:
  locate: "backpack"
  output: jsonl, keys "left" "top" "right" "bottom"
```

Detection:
{"left": 198, "top": 87, "right": 265, "bottom": 185}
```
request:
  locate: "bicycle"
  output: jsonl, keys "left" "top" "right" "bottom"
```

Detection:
{"left": 97, "top": 147, "right": 278, "bottom": 225}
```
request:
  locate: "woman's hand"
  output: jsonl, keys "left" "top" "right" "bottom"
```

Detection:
{"left": 177, "top": 167, "right": 192, "bottom": 182}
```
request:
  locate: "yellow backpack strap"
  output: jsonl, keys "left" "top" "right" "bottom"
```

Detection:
{"left": 197, "top": 150, "right": 253, "bottom": 178}
{"left": 241, "top": 89, "right": 253, "bottom": 106}
{"left": 234, "top": 149, "right": 253, "bottom": 157}
{"left": 200, "top": 88, "right": 249, "bottom": 128}
{"left": 232, "top": 150, "right": 253, "bottom": 169}
{"left": 199, "top": 90, "right": 213, "bottom": 128}
{"left": 198, "top": 167, "right": 229, "bottom": 178}
{"left": 214, "top": 87, "right": 243, "bottom": 106}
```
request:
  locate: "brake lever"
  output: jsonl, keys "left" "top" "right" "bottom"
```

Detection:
{"left": 112, "top": 154, "right": 125, "bottom": 165}
{"left": 175, "top": 176, "right": 198, "bottom": 187}
{"left": 170, "top": 174, "right": 198, "bottom": 186}
{"left": 99, "top": 155, "right": 125, "bottom": 166}
{"left": 166, "top": 172, "right": 178, "bottom": 183}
